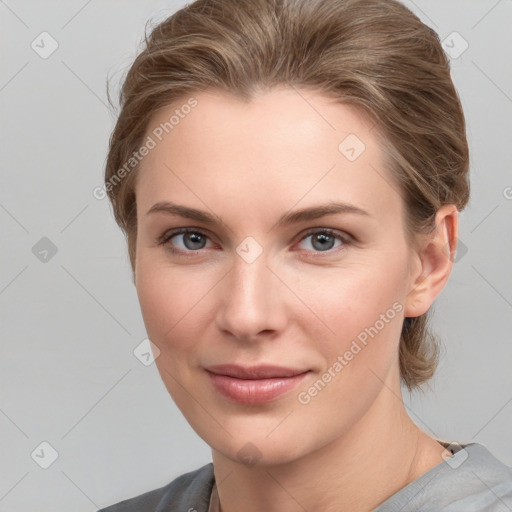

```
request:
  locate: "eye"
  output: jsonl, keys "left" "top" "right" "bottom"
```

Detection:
{"left": 158, "top": 228, "right": 213, "bottom": 254}
{"left": 158, "top": 227, "right": 350, "bottom": 256}
{"left": 296, "top": 228, "right": 349, "bottom": 253}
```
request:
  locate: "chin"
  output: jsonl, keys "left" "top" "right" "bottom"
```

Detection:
{"left": 209, "top": 434, "right": 310, "bottom": 467}
{"left": 190, "top": 409, "right": 330, "bottom": 468}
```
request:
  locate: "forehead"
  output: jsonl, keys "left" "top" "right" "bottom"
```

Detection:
{"left": 145, "top": 86, "right": 376, "bottom": 159}
{"left": 136, "top": 87, "right": 402, "bottom": 225}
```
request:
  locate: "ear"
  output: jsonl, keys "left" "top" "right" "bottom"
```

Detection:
{"left": 404, "top": 205, "right": 459, "bottom": 318}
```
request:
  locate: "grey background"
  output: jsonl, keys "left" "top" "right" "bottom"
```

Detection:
{"left": 1, "top": 0, "right": 511, "bottom": 510}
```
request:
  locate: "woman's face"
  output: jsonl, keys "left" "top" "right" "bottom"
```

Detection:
{"left": 134, "top": 86, "right": 423, "bottom": 465}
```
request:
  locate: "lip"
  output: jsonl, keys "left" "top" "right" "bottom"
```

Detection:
{"left": 205, "top": 364, "right": 310, "bottom": 405}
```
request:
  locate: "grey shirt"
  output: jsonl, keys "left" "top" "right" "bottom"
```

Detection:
{"left": 97, "top": 441, "right": 512, "bottom": 511}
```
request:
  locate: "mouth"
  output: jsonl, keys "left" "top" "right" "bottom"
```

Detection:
{"left": 204, "top": 364, "right": 311, "bottom": 405}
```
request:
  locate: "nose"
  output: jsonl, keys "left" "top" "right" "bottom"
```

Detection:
{"left": 215, "top": 249, "right": 288, "bottom": 343}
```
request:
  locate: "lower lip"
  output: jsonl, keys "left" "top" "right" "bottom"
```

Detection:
{"left": 206, "top": 371, "right": 309, "bottom": 405}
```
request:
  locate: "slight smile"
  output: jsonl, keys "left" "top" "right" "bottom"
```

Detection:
{"left": 205, "top": 364, "right": 311, "bottom": 405}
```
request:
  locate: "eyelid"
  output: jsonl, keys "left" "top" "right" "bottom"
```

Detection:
{"left": 156, "top": 226, "right": 213, "bottom": 255}
{"left": 292, "top": 227, "right": 351, "bottom": 257}
{"left": 297, "top": 227, "right": 352, "bottom": 245}
{"left": 157, "top": 227, "right": 216, "bottom": 248}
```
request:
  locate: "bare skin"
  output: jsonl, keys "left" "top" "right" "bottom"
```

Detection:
{"left": 134, "top": 86, "right": 458, "bottom": 511}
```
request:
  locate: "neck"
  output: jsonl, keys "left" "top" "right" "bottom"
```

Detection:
{"left": 211, "top": 375, "right": 445, "bottom": 512}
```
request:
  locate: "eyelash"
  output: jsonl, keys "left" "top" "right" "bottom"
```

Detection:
{"left": 157, "top": 227, "right": 351, "bottom": 258}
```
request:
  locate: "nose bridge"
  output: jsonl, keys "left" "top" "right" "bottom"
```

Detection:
{"left": 216, "top": 246, "right": 283, "bottom": 339}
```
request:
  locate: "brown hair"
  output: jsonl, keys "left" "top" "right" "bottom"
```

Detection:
{"left": 104, "top": 0, "right": 470, "bottom": 391}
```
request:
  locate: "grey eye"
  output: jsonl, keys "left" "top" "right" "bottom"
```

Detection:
{"left": 299, "top": 231, "right": 343, "bottom": 252}
{"left": 172, "top": 232, "right": 209, "bottom": 250}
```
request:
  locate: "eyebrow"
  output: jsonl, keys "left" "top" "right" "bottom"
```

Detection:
{"left": 145, "top": 200, "right": 371, "bottom": 227}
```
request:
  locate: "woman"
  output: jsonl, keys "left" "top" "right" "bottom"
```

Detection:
{"left": 98, "top": 0, "right": 512, "bottom": 510}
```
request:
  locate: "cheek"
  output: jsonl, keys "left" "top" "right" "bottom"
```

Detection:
{"left": 292, "top": 258, "right": 407, "bottom": 413}
{"left": 298, "top": 259, "right": 406, "bottom": 346}
{"left": 292, "top": 268, "right": 405, "bottom": 434}
{"left": 134, "top": 260, "right": 210, "bottom": 409}
{"left": 135, "top": 256, "right": 216, "bottom": 352}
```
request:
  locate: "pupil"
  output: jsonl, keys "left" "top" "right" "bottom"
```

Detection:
{"left": 185, "top": 233, "right": 205, "bottom": 250}
{"left": 313, "top": 233, "right": 334, "bottom": 251}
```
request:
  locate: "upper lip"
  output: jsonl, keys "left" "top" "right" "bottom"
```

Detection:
{"left": 205, "top": 364, "right": 309, "bottom": 379}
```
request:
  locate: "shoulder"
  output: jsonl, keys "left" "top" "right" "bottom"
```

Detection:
{"left": 97, "top": 463, "right": 215, "bottom": 512}
{"left": 376, "top": 441, "right": 512, "bottom": 512}
{"left": 454, "top": 442, "right": 512, "bottom": 509}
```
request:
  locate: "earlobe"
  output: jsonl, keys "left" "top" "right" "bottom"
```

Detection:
{"left": 404, "top": 205, "right": 459, "bottom": 318}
